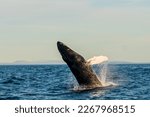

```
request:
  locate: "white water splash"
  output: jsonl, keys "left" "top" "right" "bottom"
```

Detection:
{"left": 72, "top": 56, "right": 117, "bottom": 91}
{"left": 87, "top": 56, "right": 108, "bottom": 65}
{"left": 87, "top": 55, "right": 109, "bottom": 85}
{"left": 88, "top": 56, "right": 117, "bottom": 87}
{"left": 97, "top": 62, "right": 117, "bottom": 87}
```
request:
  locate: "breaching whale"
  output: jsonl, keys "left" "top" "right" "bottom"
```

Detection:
{"left": 57, "top": 41, "right": 102, "bottom": 88}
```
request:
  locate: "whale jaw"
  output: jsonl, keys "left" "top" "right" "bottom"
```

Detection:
{"left": 57, "top": 41, "right": 102, "bottom": 87}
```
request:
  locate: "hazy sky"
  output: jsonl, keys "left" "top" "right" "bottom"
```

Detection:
{"left": 0, "top": 0, "right": 150, "bottom": 63}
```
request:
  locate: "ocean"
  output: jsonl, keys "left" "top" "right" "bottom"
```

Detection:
{"left": 0, "top": 64, "right": 150, "bottom": 100}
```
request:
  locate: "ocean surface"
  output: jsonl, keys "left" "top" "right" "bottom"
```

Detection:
{"left": 0, "top": 64, "right": 150, "bottom": 100}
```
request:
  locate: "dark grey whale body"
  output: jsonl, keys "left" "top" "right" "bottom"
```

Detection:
{"left": 57, "top": 41, "right": 102, "bottom": 88}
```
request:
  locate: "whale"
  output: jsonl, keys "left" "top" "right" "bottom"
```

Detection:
{"left": 57, "top": 41, "right": 102, "bottom": 88}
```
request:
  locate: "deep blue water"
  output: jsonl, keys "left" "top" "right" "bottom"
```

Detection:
{"left": 0, "top": 64, "right": 150, "bottom": 100}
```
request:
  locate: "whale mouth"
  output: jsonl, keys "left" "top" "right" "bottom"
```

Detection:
{"left": 57, "top": 41, "right": 70, "bottom": 62}
{"left": 57, "top": 41, "right": 67, "bottom": 55}
{"left": 57, "top": 41, "right": 65, "bottom": 50}
{"left": 57, "top": 41, "right": 75, "bottom": 64}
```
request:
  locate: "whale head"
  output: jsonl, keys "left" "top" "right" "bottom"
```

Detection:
{"left": 57, "top": 41, "right": 86, "bottom": 66}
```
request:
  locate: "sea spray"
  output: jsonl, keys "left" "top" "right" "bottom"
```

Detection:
{"left": 92, "top": 62, "right": 108, "bottom": 85}
{"left": 88, "top": 56, "right": 108, "bottom": 83}
{"left": 89, "top": 56, "right": 116, "bottom": 87}
{"left": 99, "top": 62, "right": 108, "bottom": 83}
{"left": 87, "top": 56, "right": 108, "bottom": 65}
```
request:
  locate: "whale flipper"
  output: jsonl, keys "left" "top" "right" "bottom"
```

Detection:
{"left": 57, "top": 41, "right": 102, "bottom": 88}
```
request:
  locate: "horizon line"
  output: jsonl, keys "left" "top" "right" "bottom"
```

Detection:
{"left": 0, "top": 60, "right": 150, "bottom": 65}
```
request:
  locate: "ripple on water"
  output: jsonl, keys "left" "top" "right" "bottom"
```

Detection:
{"left": 0, "top": 64, "right": 150, "bottom": 100}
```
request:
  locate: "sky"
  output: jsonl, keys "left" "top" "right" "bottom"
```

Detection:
{"left": 0, "top": 0, "right": 150, "bottom": 63}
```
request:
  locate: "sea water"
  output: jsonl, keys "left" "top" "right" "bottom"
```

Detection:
{"left": 0, "top": 64, "right": 150, "bottom": 100}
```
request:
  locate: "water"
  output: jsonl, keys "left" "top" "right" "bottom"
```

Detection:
{"left": 0, "top": 64, "right": 150, "bottom": 100}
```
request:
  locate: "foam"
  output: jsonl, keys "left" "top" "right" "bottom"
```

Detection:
{"left": 87, "top": 56, "right": 108, "bottom": 65}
